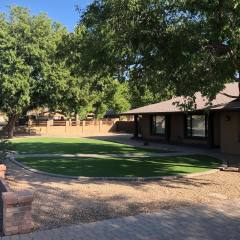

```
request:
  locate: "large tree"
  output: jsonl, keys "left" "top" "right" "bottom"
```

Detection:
{"left": 58, "top": 21, "right": 131, "bottom": 118}
{"left": 0, "top": 7, "right": 90, "bottom": 137}
{"left": 77, "top": 0, "right": 240, "bottom": 106}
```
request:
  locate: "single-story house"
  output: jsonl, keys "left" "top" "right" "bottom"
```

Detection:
{"left": 122, "top": 82, "right": 240, "bottom": 155}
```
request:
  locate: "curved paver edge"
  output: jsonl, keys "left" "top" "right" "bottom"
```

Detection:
{"left": 7, "top": 155, "right": 222, "bottom": 182}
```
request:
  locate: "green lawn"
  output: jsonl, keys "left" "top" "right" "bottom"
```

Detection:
{"left": 12, "top": 137, "right": 221, "bottom": 177}
{"left": 11, "top": 137, "right": 171, "bottom": 154}
{"left": 16, "top": 155, "right": 221, "bottom": 177}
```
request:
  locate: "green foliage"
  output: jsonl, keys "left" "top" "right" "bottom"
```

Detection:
{"left": 58, "top": 26, "right": 132, "bottom": 118}
{"left": 0, "top": 137, "right": 12, "bottom": 163}
{"left": 2, "top": 1, "right": 239, "bottom": 130}
{"left": 0, "top": 5, "right": 131, "bottom": 135}
{"left": 0, "top": 7, "right": 70, "bottom": 136}
{"left": 0, "top": 6, "right": 98, "bottom": 137}
{"left": 78, "top": 0, "right": 240, "bottom": 106}
{"left": 90, "top": 77, "right": 131, "bottom": 118}
{"left": 110, "top": 82, "right": 131, "bottom": 113}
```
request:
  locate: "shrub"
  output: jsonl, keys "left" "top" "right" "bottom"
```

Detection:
{"left": 0, "top": 138, "right": 12, "bottom": 164}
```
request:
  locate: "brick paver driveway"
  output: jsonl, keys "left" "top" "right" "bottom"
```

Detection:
{"left": 2, "top": 199, "right": 240, "bottom": 240}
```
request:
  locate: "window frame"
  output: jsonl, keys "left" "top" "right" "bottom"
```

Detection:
{"left": 151, "top": 115, "right": 166, "bottom": 136}
{"left": 184, "top": 113, "right": 208, "bottom": 140}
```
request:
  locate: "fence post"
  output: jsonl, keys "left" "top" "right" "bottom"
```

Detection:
{"left": 48, "top": 119, "right": 53, "bottom": 126}
{"left": 65, "top": 121, "right": 70, "bottom": 133}
{"left": 99, "top": 120, "right": 102, "bottom": 133}
{"left": 76, "top": 114, "right": 80, "bottom": 126}
{"left": 27, "top": 119, "right": 32, "bottom": 127}
{"left": 46, "top": 120, "right": 51, "bottom": 135}
{"left": 82, "top": 121, "right": 85, "bottom": 133}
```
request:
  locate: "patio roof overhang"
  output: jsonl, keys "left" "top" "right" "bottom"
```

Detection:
{"left": 121, "top": 82, "right": 240, "bottom": 116}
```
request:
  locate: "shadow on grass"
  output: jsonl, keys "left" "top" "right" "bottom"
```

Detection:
{"left": 16, "top": 155, "right": 221, "bottom": 177}
{"left": 11, "top": 140, "right": 173, "bottom": 154}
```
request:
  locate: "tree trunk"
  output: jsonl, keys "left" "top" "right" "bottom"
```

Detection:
{"left": 6, "top": 115, "right": 18, "bottom": 139}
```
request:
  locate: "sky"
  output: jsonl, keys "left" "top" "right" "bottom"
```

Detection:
{"left": 0, "top": 0, "right": 94, "bottom": 31}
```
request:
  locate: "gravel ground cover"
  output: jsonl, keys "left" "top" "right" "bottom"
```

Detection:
{"left": 5, "top": 161, "right": 240, "bottom": 231}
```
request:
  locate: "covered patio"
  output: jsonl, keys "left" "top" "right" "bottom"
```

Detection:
{"left": 121, "top": 83, "right": 240, "bottom": 155}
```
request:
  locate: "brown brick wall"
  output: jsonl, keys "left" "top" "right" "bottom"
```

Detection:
{"left": 2, "top": 191, "right": 34, "bottom": 235}
{"left": 220, "top": 111, "right": 240, "bottom": 154}
{"left": 0, "top": 166, "right": 34, "bottom": 236}
{"left": 140, "top": 114, "right": 208, "bottom": 145}
{"left": 170, "top": 114, "right": 184, "bottom": 143}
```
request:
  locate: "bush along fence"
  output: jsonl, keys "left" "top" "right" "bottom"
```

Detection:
{"left": 0, "top": 163, "right": 34, "bottom": 236}
{"left": 15, "top": 119, "right": 135, "bottom": 136}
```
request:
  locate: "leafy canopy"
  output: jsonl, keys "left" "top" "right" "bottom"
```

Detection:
{"left": 0, "top": 6, "right": 108, "bottom": 133}
{"left": 58, "top": 17, "right": 131, "bottom": 117}
{"left": 78, "top": 0, "right": 240, "bottom": 106}
{"left": 0, "top": 7, "right": 71, "bottom": 116}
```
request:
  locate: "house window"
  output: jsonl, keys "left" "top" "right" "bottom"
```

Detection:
{"left": 151, "top": 115, "right": 166, "bottom": 135}
{"left": 186, "top": 114, "right": 208, "bottom": 138}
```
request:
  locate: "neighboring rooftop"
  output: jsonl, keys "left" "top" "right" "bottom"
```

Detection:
{"left": 122, "top": 82, "right": 240, "bottom": 115}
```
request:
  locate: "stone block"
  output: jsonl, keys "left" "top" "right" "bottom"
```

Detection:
{"left": 2, "top": 190, "right": 34, "bottom": 236}
{"left": 2, "top": 192, "right": 18, "bottom": 205}
{"left": 17, "top": 191, "right": 34, "bottom": 204}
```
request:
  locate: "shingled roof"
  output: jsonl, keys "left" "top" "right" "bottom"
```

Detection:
{"left": 122, "top": 82, "right": 240, "bottom": 115}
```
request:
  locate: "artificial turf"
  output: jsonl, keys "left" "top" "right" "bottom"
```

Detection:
{"left": 16, "top": 155, "right": 221, "bottom": 177}
{"left": 11, "top": 137, "right": 172, "bottom": 154}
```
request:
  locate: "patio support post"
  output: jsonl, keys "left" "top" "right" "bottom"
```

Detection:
{"left": 133, "top": 115, "right": 139, "bottom": 138}
{"left": 208, "top": 112, "right": 214, "bottom": 148}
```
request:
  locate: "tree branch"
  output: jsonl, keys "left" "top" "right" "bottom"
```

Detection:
{"left": 204, "top": 43, "right": 240, "bottom": 70}
{"left": 220, "top": 92, "right": 239, "bottom": 99}
{"left": 205, "top": 44, "right": 240, "bottom": 97}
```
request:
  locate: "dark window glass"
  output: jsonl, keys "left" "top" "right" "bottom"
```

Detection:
{"left": 152, "top": 115, "right": 165, "bottom": 135}
{"left": 186, "top": 114, "right": 207, "bottom": 138}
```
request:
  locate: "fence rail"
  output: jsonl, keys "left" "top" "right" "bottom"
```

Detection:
{"left": 30, "top": 119, "right": 117, "bottom": 127}
{"left": 26, "top": 119, "right": 122, "bottom": 136}
{"left": 31, "top": 120, "right": 48, "bottom": 127}
{"left": 53, "top": 120, "right": 66, "bottom": 126}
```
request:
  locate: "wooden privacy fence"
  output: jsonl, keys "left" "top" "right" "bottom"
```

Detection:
{"left": 27, "top": 119, "right": 119, "bottom": 136}
{"left": 53, "top": 120, "right": 66, "bottom": 126}
{"left": 30, "top": 120, "right": 48, "bottom": 127}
